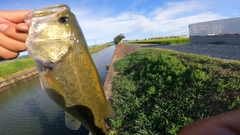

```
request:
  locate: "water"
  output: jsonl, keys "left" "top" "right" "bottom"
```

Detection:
{"left": 0, "top": 45, "right": 115, "bottom": 135}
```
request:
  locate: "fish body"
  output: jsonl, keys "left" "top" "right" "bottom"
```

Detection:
{"left": 25, "top": 4, "right": 115, "bottom": 135}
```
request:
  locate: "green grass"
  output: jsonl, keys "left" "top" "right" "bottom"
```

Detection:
{"left": 88, "top": 44, "right": 112, "bottom": 53}
{"left": 0, "top": 44, "right": 112, "bottom": 78}
{"left": 109, "top": 48, "right": 240, "bottom": 135}
{"left": 129, "top": 38, "right": 189, "bottom": 45}
{"left": 0, "top": 58, "right": 35, "bottom": 78}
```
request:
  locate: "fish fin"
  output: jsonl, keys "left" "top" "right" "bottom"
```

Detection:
{"left": 39, "top": 72, "right": 48, "bottom": 90}
{"left": 39, "top": 77, "right": 44, "bottom": 90}
{"left": 65, "top": 111, "right": 81, "bottom": 130}
{"left": 106, "top": 102, "right": 116, "bottom": 119}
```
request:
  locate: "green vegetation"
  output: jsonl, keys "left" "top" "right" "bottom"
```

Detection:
{"left": 0, "top": 58, "right": 35, "bottom": 78}
{"left": 109, "top": 48, "right": 240, "bottom": 135}
{"left": 0, "top": 44, "right": 112, "bottom": 78}
{"left": 88, "top": 44, "right": 112, "bottom": 53}
{"left": 129, "top": 38, "right": 189, "bottom": 45}
{"left": 114, "top": 33, "right": 125, "bottom": 45}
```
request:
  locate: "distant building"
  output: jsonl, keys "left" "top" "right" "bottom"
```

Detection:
{"left": 189, "top": 17, "right": 240, "bottom": 45}
{"left": 148, "top": 35, "right": 189, "bottom": 40}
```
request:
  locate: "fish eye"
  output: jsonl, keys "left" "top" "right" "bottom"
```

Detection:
{"left": 58, "top": 16, "right": 69, "bottom": 23}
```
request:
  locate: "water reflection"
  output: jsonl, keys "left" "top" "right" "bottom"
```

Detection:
{"left": 0, "top": 45, "right": 115, "bottom": 135}
{"left": 91, "top": 45, "right": 115, "bottom": 84}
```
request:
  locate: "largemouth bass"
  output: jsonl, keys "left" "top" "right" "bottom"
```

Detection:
{"left": 24, "top": 4, "right": 115, "bottom": 135}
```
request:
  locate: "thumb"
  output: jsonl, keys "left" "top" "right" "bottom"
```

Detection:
{"left": 16, "top": 23, "right": 29, "bottom": 32}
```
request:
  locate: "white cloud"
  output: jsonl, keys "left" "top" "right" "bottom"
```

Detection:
{"left": 71, "top": 0, "right": 225, "bottom": 45}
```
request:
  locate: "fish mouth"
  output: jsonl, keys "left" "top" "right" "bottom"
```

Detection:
{"left": 24, "top": 4, "right": 70, "bottom": 25}
{"left": 24, "top": 4, "right": 70, "bottom": 50}
{"left": 24, "top": 4, "right": 72, "bottom": 68}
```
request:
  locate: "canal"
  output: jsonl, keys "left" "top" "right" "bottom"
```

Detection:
{"left": 0, "top": 45, "right": 115, "bottom": 135}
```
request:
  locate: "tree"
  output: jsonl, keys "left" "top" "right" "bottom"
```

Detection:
{"left": 113, "top": 33, "right": 125, "bottom": 45}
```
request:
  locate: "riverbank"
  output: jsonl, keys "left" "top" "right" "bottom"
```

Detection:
{"left": 0, "top": 67, "right": 38, "bottom": 88}
{"left": 103, "top": 44, "right": 144, "bottom": 99}
{"left": 103, "top": 43, "right": 170, "bottom": 99}
{"left": 88, "top": 44, "right": 112, "bottom": 53}
{"left": 0, "top": 45, "right": 113, "bottom": 89}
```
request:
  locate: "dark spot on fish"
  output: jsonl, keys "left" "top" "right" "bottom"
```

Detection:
{"left": 66, "top": 105, "right": 106, "bottom": 135}
{"left": 43, "top": 88, "right": 105, "bottom": 134}
{"left": 59, "top": 16, "right": 69, "bottom": 23}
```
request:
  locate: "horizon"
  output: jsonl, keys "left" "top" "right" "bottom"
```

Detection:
{"left": 1, "top": 0, "right": 240, "bottom": 56}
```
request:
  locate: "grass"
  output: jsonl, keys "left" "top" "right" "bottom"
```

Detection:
{"left": 129, "top": 38, "right": 189, "bottom": 45}
{"left": 88, "top": 44, "right": 112, "bottom": 53}
{"left": 0, "top": 44, "right": 112, "bottom": 78}
{"left": 109, "top": 48, "right": 240, "bottom": 135}
{"left": 0, "top": 58, "right": 35, "bottom": 78}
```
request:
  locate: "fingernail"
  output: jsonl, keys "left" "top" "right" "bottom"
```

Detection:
{"left": 0, "top": 24, "right": 8, "bottom": 32}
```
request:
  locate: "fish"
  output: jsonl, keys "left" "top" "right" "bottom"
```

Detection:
{"left": 24, "top": 4, "right": 116, "bottom": 135}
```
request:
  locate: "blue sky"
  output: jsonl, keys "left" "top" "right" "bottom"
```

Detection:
{"left": 1, "top": 0, "right": 240, "bottom": 47}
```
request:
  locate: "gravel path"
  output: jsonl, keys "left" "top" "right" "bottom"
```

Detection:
{"left": 147, "top": 44, "right": 240, "bottom": 61}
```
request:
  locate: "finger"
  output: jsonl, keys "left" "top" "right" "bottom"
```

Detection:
{"left": 217, "top": 109, "right": 240, "bottom": 133}
{"left": 16, "top": 23, "right": 29, "bottom": 32}
{"left": 0, "top": 10, "right": 31, "bottom": 23}
{"left": 178, "top": 109, "right": 240, "bottom": 135}
{"left": 2, "top": 23, "right": 28, "bottom": 42}
{"left": 0, "top": 46, "right": 19, "bottom": 60}
{"left": 0, "top": 33, "right": 27, "bottom": 52}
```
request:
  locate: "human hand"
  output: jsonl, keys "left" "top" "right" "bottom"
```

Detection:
{"left": 178, "top": 109, "right": 240, "bottom": 135}
{"left": 0, "top": 10, "right": 30, "bottom": 60}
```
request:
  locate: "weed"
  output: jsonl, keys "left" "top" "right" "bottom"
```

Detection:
{"left": 109, "top": 48, "right": 240, "bottom": 134}
{"left": 0, "top": 58, "right": 35, "bottom": 78}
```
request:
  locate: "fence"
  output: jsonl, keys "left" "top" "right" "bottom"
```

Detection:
{"left": 189, "top": 17, "right": 240, "bottom": 36}
{"left": 189, "top": 17, "right": 240, "bottom": 45}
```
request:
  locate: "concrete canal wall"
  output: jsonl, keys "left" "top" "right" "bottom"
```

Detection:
{"left": 0, "top": 67, "right": 38, "bottom": 89}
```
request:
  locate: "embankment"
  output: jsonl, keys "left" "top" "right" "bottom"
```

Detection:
{"left": 103, "top": 44, "right": 144, "bottom": 99}
{"left": 0, "top": 67, "right": 38, "bottom": 89}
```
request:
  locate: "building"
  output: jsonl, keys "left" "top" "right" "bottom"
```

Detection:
{"left": 189, "top": 17, "right": 240, "bottom": 45}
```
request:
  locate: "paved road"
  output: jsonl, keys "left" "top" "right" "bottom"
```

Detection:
{"left": 146, "top": 44, "right": 240, "bottom": 61}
